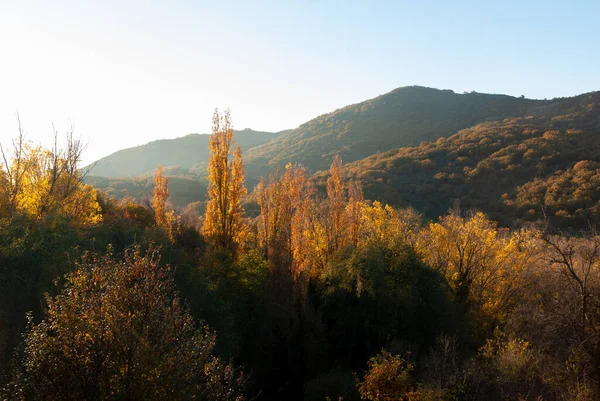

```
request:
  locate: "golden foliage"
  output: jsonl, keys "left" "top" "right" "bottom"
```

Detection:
{"left": 0, "top": 132, "right": 101, "bottom": 226}
{"left": 326, "top": 155, "right": 346, "bottom": 253}
{"left": 357, "top": 350, "right": 414, "bottom": 401}
{"left": 153, "top": 166, "right": 177, "bottom": 241}
{"left": 359, "top": 202, "right": 422, "bottom": 251}
{"left": 257, "top": 163, "right": 308, "bottom": 276}
{"left": 201, "top": 109, "right": 247, "bottom": 251}
{"left": 417, "top": 212, "right": 538, "bottom": 326}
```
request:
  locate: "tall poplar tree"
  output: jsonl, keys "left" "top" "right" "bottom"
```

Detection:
{"left": 326, "top": 155, "right": 346, "bottom": 254}
{"left": 153, "top": 165, "right": 177, "bottom": 240}
{"left": 201, "top": 109, "right": 246, "bottom": 251}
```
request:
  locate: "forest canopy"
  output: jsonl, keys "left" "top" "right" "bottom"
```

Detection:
{"left": 2, "top": 107, "right": 600, "bottom": 401}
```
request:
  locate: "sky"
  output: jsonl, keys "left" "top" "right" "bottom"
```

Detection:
{"left": 1, "top": 0, "right": 599, "bottom": 165}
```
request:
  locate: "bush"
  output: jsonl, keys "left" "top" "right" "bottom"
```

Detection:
{"left": 4, "top": 246, "right": 245, "bottom": 401}
{"left": 357, "top": 350, "right": 413, "bottom": 401}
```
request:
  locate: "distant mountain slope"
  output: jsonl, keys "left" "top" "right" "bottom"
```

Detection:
{"left": 244, "top": 86, "right": 551, "bottom": 174}
{"left": 85, "top": 129, "right": 279, "bottom": 178}
{"left": 85, "top": 86, "right": 600, "bottom": 230}
{"left": 86, "top": 174, "right": 207, "bottom": 208}
{"left": 327, "top": 91, "right": 600, "bottom": 229}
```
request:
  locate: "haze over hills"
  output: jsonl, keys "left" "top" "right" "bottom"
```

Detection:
{"left": 85, "top": 129, "right": 280, "bottom": 178}
{"left": 85, "top": 85, "right": 600, "bottom": 229}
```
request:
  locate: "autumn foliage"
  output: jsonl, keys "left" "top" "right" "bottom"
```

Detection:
{"left": 202, "top": 109, "right": 247, "bottom": 252}
{"left": 8, "top": 247, "right": 245, "bottom": 401}
{"left": 5, "top": 109, "right": 600, "bottom": 401}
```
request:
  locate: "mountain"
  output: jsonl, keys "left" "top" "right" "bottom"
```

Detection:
{"left": 88, "top": 86, "right": 544, "bottom": 181}
{"left": 324, "top": 91, "right": 600, "bottom": 229}
{"left": 85, "top": 129, "right": 279, "bottom": 178}
{"left": 85, "top": 86, "right": 600, "bottom": 229}
{"left": 243, "top": 86, "right": 546, "bottom": 175}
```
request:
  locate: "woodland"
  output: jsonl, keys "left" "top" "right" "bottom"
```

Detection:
{"left": 2, "top": 96, "right": 600, "bottom": 400}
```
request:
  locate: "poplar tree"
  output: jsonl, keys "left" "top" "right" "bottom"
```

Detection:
{"left": 201, "top": 109, "right": 246, "bottom": 251}
{"left": 153, "top": 166, "right": 176, "bottom": 240}
{"left": 326, "top": 155, "right": 346, "bottom": 254}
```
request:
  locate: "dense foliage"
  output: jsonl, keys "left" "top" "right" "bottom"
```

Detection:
{"left": 5, "top": 248, "right": 245, "bottom": 401}
{"left": 333, "top": 91, "right": 600, "bottom": 229}
{"left": 3, "top": 103, "right": 600, "bottom": 400}
{"left": 87, "top": 87, "right": 600, "bottom": 231}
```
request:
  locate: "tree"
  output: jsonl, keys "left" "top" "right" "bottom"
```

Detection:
{"left": 0, "top": 114, "right": 27, "bottom": 218}
{"left": 202, "top": 109, "right": 246, "bottom": 252}
{"left": 257, "top": 163, "right": 307, "bottom": 276}
{"left": 357, "top": 350, "right": 413, "bottom": 401}
{"left": 153, "top": 166, "right": 176, "bottom": 240}
{"left": 7, "top": 247, "right": 245, "bottom": 401}
{"left": 326, "top": 156, "right": 346, "bottom": 254}
{"left": 346, "top": 180, "right": 364, "bottom": 248}
{"left": 0, "top": 121, "right": 101, "bottom": 225}
{"left": 417, "top": 212, "right": 536, "bottom": 332}
{"left": 360, "top": 202, "right": 422, "bottom": 252}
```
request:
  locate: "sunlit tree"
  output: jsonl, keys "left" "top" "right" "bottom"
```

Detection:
{"left": 257, "top": 163, "right": 307, "bottom": 275}
{"left": 326, "top": 155, "right": 347, "bottom": 253}
{"left": 417, "top": 212, "right": 537, "bottom": 329}
{"left": 202, "top": 109, "right": 246, "bottom": 252}
{"left": 0, "top": 122, "right": 101, "bottom": 225}
{"left": 152, "top": 166, "right": 177, "bottom": 240}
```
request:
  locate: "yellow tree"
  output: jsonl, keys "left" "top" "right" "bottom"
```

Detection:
{"left": 257, "top": 163, "right": 307, "bottom": 275}
{"left": 326, "top": 155, "right": 346, "bottom": 254}
{"left": 359, "top": 202, "right": 421, "bottom": 252}
{"left": 202, "top": 109, "right": 246, "bottom": 251}
{"left": 417, "top": 212, "right": 536, "bottom": 331}
{"left": 346, "top": 180, "right": 364, "bottom": 248}
{"left": 0, "top": 167, "right": 8, "bottom": 217}
{"left": 0, "top": 116, "right": 27, "bottom": 218}
{"left": 153, "top": 166, "right": 176, "bottom": 240}
{"left": 418, "top": 212, "right": 502, "bottom": 307}
{"left": 153, "top": 166, "right": 169, "bottom": 227}
{"left": 1, "top": 124, "right": 101, "bottom": 226}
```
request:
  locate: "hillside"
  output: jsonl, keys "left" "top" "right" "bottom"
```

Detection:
{"left": 85, "top": 174, "right": 208, "bottom": 208}
{"left": 328, "top": 91, "right": 600, "bottom": 229}
{"left": 87, "top": 86, "right": 549, "bottom": 182}
{"left": 243, "top": 86, "right": 550, "bottom": 175}
{"left": 85, "top": 129, "right": 279, "bottom": 178}
{"left": 85, "top": 86, "right": 600, "bottom": 226}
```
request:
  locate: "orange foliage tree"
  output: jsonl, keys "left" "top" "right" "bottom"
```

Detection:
{"left": 153, "top": 166, "right": 177, "bottom": 240}
{"left": 326, "top": 155, "right": 347, "bottom": 254}
{"left": 201, "top": 109, "right": 246, "bottom": 252}
{"left": 257, "top": 163, "right": 307, "bottom": 276}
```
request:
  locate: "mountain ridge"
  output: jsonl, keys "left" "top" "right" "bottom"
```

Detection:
{"left": 85, "top": 129, "right": 280, "bottom": 178}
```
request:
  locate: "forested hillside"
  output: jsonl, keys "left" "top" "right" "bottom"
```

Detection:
{"left": 330, "top": 91, "right": 600, "bottom": 229}
{"left": 244, "top": 86, "right": 552, "bottom": 174}
{"left": 86, "top": 87, "right": 600, "bottom": 231}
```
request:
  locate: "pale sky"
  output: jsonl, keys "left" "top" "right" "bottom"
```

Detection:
{"left": 1, "top": 0, "right": 599, "bottom": 165}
